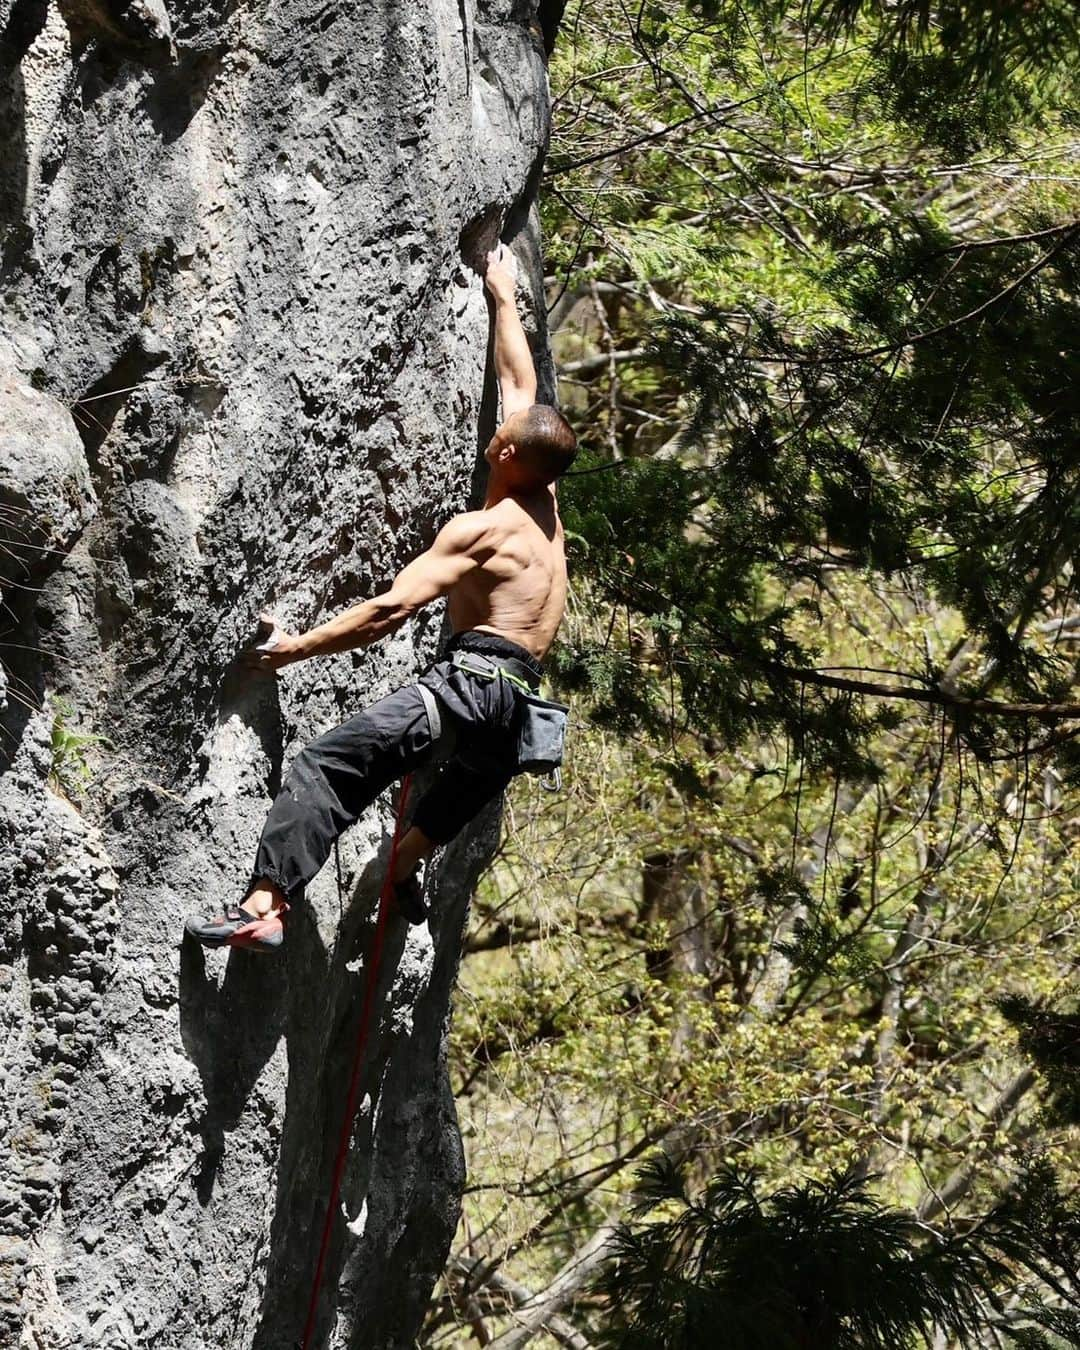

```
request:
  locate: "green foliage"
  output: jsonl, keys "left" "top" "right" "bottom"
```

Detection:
{"left": 547, "top": 0, "right": 1080, "bottom": 777}
{"left": 433, "top": 5, "right": 1080, "bottom": 1344}
{"left": 597, "top": 1157, "right": 1008, "bottom": 1348}
{"left": 984, "top": 1158, "right": 1080, "bottom": 1343}
{"left": 807, "top": 0, "right": 1080, "bottom": 96}
{"left": 1006, "top": 1309, "right": 1080, "bottom": 1349}
{"left": 774, "top": 912, "right": 877, "bottom": 982}
{"left": 596, "top": 1155, "right": 1080, "bottom": 1348}
{"left": 644, "top": 220, "right": 1080, "bottom": 741}
{"left": 49, "top": 696, "right": 111, "bottom": 799}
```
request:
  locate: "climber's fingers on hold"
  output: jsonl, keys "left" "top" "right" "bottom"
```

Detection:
{"left": 241, "top": 647, "right": 285, "bottom": 672}
{"left": 483, "top": 245, "right": 517, "bottom": 294}
{"left": 240, "top": 613, "right": 291, "bottom": 671}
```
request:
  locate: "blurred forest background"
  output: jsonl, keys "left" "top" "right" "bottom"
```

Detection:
{"left": 426, "top": 2, "right": 1080, "bottom": 1346}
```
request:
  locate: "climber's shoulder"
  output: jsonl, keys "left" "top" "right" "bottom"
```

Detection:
{"left": 434, "top": 509, "right": 509, "bottom": 562}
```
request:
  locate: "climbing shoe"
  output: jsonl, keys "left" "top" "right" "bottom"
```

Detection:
{"left": 393, "top": 875, "right": 428, "bottom": 926}
{"left": 184, "top": 903, "right": 288, "bottom": 953}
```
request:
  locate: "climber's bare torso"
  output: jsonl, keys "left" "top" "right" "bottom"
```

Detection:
{"left": 447, "top": 491, "right": 567, "bottom": 661}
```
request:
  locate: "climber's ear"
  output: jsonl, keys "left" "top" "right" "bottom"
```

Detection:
{"left": 485, "top": 433, "right": 515, "bottom": 468}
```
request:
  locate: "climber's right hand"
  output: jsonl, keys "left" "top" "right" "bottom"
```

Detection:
{"left": 483, "top": 246, "right": 517, "bottom": 300}
{"left": 241, "top": 612, "right": 301, "bottom": 672}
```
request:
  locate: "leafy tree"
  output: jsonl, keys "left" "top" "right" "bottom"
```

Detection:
{"left": 547, "top": 0, "right": 1080, "bottom": 775}
{"left": 427, "top": 4, "right": 1080, "bottom": 1345}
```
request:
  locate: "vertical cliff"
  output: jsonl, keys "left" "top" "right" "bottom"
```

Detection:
{"left": 0, "top": 1, "right": 553, "bottom": 1344}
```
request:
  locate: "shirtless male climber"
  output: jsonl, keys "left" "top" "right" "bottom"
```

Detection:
{"left": 185, "top": 247, "right": 577, "bottom": 951}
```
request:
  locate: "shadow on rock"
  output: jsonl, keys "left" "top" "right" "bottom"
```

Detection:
{"left": 177, "top": 652, "right": 295, "bottom": 1205}
{"left": 249, "top": 846, "right": 413, "bottom": 1350}
{"left": 144, "top": 46, "right": 226, "bottom": 143}
{"left": 179, "top": 928, "right": 294, "bottom": 1206}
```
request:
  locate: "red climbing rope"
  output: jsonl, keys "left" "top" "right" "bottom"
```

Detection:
{"left": 301, "top": 773, "right": 413, "bottom": 1350}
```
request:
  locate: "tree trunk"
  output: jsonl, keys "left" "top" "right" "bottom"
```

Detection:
{"left": 0, "top": 1, "right": 555, "bottom": 1344}
{"left": 641, "top": 850, "right": 710, "bottom": 1054}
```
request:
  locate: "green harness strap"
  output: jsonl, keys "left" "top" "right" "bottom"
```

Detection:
{"left": 451, "top": 651, "right": 536, "bottom": 694}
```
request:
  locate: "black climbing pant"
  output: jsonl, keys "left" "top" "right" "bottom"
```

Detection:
{"left": 249, "top": 631, "right": 543, "bottom": 902}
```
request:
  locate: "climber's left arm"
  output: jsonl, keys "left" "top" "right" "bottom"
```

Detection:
{"left": 244, "top": 514, "right": 495, "bottom": 670}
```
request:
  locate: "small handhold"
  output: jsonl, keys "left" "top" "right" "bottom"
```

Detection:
{"left": 458, "top": 204, "right": 504, "bottom": 274}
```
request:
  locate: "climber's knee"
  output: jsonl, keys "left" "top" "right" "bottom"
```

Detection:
{"left": 411, "top": 796, "right": 475, "bottom": 848}
{"left": 282, "top": 737, "right": 349, "bottom": 808}
{"left": 411, "top": 753, "right": 515, "bottom": 847}
{"left": 286, "top": 743, "right": 323, "bottom": 790}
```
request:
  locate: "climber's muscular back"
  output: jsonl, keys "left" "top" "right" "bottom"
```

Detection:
{"left": 446, "top": 493, "right": 567, "bottom": 661}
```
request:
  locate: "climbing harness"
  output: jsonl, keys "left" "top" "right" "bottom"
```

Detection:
{"left": 449, "top": 650, "right": 569, "bottom": 790}
{"left": 301, "top": 773, "right": 413, "bottom": 1350}
{"left": 450, "top": 647, "right": 537, "bottom": 693}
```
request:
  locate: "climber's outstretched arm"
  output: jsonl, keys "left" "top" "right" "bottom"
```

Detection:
{"left": 484, "top": 246, "right": 537, "bottom": 418}
{"left": 246, "top": 514, "right": 494, "bottom": 670}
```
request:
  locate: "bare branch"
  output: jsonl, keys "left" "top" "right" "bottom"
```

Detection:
{"left": 559, "top": 347, "right": 648, "bottom": 377}
{"left": 447, "top": 1256, "right": 596, "bottom": 1350}
{"left": 483, "top": 1225, "right": 619, "bottom": 1350}
{"left": 916, "top": 1068, "right": 1039, "bottom": 1222}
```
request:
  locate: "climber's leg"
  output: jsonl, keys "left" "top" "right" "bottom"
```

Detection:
{"left": 387, "top": 743, "right": 517, "bottom": 925}
{"left": 412, "top": 765, "right": 516, "bottom": 850}
{"left": 249, "top": 683, "right": 435, "bottom": 897}
{"left": 391, "top": 825, "right": 436, "bottom": 924}
{"left": 242, "top": 877, "right": 286, "bottom": 919}
{"left": 185, "top": 684, "right": 436, "bottom": 947}
{"left": 393, "top": 826, "right": 435, "bottom": 883}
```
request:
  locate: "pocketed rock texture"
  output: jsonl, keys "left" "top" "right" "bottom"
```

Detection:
{"left": 0, "top": 2, "right": 556, "bottom": 1345}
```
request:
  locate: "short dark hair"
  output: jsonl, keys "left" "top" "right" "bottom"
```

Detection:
{"left": 509, "top": 404, "right": 578, "bottom": 485}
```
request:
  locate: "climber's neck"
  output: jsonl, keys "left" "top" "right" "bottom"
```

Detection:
{"left": 483, "top": 470, "right": 556, "bottom": 512}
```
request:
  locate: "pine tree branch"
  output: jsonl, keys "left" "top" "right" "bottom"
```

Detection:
{"left": 777, "top": 664, "right": 1080, "bottom": 721}
{"left": 772, "top": 225, "right": 1079, "bottom": 365}
{"left": 545, "top": 47, "right": 867, "bottom": 178}
{"left": 601, "top": 566, "right": 1080, "bottom": 723}
{"left": 932, "top": 219, "right": 1080, "bottom": 256}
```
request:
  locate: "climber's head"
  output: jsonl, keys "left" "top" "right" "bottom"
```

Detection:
{"left": 485, "top": 404, "right": 578, "bottom": 489}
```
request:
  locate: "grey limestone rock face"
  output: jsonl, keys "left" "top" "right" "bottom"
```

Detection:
{"left": 0, "top": 373, "right": 98, "bottom": 585}
{"left": 0, "top": 0, "right": 555, "bottom": 1345}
